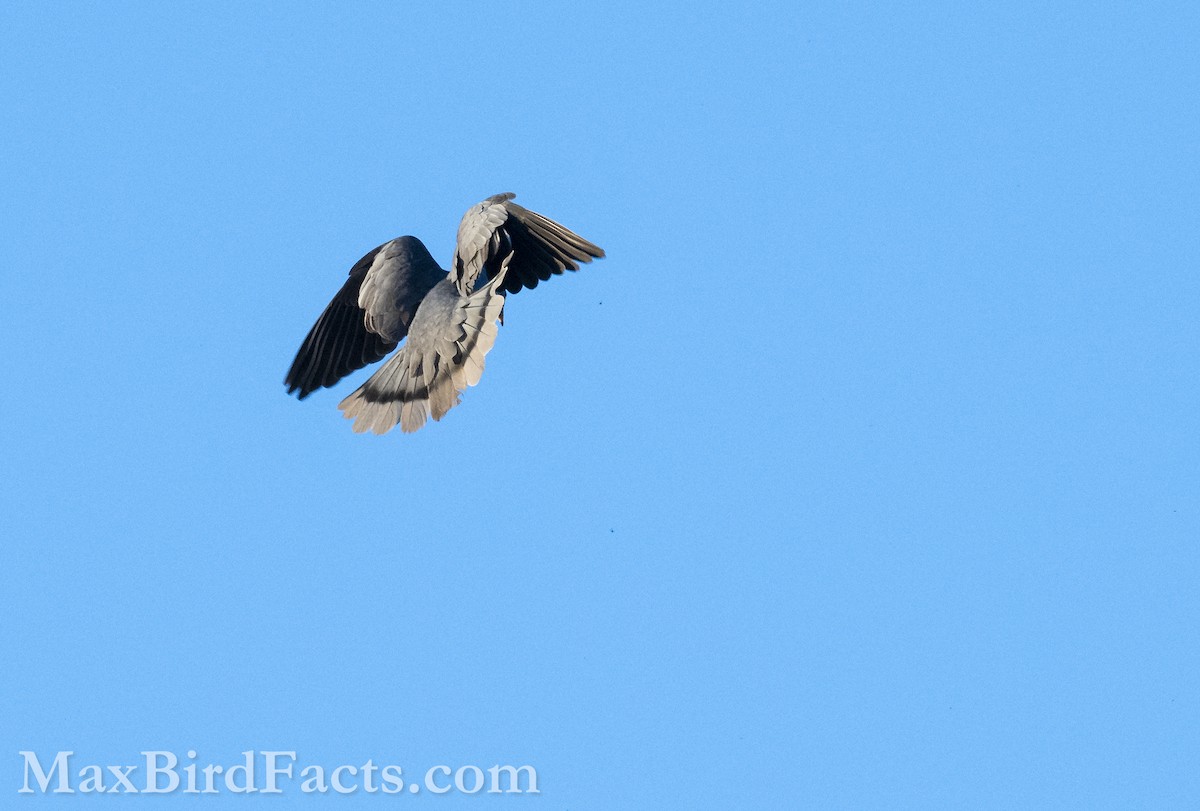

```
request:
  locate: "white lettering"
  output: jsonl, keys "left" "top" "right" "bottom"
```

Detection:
{"left": 183, "top": 757, "right": 198, "bottom": 794}
{"left": 143, "top": 751, "right": 179, "bottom": 793}
{"left": 78, "top": 764, "right": 104, "bottom": 793}
{"left": 455, "top": 764, "right": 485, "bottom": 794}
{"left": 330, "top": 764, "right": 358, "bottom": 794}
{"left": 488, "top": 764, "right": 539, "bottom": 794}
{"left": 300, "top": 764, "right": 326, "bottom": 793}
{"left": 360, "top": 759, "right": 378, "bottom": 793}
{"left": 425, "top": 765, "right": 452, "bottom": 794}
{"left": 262, "top": 751, "right": 295, "bottom": 794}
{"left": 201, "top": 763, "right": 222, "bottom": 794}
{"left": 18, "top": 750, "right": 72, "bottom": 794}
{"left": 380, "top": 764, "right": 404, "bottom": 794}
{"left": 224, "top": 751, "right": 256, "bottom": 793}
{"left": 18, "top": 750, "right": 539, "bottom": 797}
{"left": 106, "top": 764, "right": 138, "bottom": 794}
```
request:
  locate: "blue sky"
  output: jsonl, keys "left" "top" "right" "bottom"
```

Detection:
{"left": 1, "top": 1, "right": 1197, "bottom": 807}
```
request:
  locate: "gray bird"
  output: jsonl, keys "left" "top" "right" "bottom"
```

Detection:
{"left": 285, "top": 193, "right": 605, "bottom": 434}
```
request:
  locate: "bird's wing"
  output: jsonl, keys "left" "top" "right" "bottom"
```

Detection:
{"left": 285, "top": 237, "right": 442, "bottom": 399}
{"left": 338, "top": 258, "right": 511, "bottom": 434}
{"left": 451, "top": 192, "right": 604, "bottom": 296}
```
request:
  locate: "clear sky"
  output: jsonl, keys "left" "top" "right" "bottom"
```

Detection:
{"left": 2, "top": 1, "right": 1197, "bottom": 807}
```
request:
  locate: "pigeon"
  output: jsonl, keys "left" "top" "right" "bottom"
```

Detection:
{"left": 285, "top": 193, "right": 604, "bottom": 434}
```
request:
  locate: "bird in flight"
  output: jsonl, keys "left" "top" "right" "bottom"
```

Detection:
{"left": 285, "top": 193, "right": 605, "bottom": 434}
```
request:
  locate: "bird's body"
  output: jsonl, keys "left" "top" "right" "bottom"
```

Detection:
{"left": 285, "top": 193, "right": 604, "bottom": 434}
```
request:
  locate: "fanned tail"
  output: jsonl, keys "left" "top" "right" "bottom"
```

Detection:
{"left": 337, "top": 261, "right": 509, "bottom": 435}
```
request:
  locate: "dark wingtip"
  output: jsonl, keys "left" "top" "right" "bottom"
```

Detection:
{"left": 284, "top": 378, "right": 312, "bottom": 400}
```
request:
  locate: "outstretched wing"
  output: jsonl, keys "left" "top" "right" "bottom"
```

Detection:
{"left": 285, "top": 236, "right": 444, "bottom": 399}
{"left": 338, "top": 260, "right": 510, "bottom": 435}
{"left": 452, "top": 193, "right": 604, "bottom": 296}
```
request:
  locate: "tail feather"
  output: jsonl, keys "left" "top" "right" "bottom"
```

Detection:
{"left": 337, "top": 268, "right": 507, "bottom": 435}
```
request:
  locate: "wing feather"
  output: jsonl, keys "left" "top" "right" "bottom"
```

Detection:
{"left": 451, "top": 193, "right": 604, "bottom": 296}
{"left": 285, "top": 237, "right": 444, "bottom": 399}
